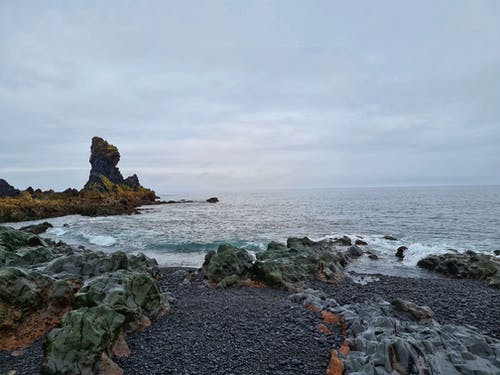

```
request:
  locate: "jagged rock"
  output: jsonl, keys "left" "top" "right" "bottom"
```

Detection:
{"left": 0, "top": 179, "right": 20, "bottom": 197}
{"left": 328, "top": 299, "right": 500, "bottom": 374}
{"left": 20, "top": 221, "right": 53, "bottom": 235}
{"left": 42, "top": 305, "right": 125, "bottom": 375}
{"left": 202, "top": 244, "right": 253, "bottom": 285}
{"left": 83, "top": 137, "right": 147, "bottom": 194}
{"left": 395, "top": 246, "right": 408, "bottom": 259}
{"left": 384, "top": 235, "right": 398, "bottom": 241}
{"left": 417, "top": 252, "right": 500, "bottom": 288}
{"left": 206, "top": 197, "right": 219, "bottom": 203}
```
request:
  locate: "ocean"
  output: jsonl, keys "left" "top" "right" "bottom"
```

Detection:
{"left": 6, "top": 186, "right": 500, "bottom": 276}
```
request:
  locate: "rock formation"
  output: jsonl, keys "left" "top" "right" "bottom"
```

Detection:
{"left": 84, "top": 136, "right": 146, "bottom": 193}
{"left": 0, "top": 226, "right": 167, "bottom": 374}
{"left": 0, "top": 179, "right": 19, "bottom": 197}
{"left": 0, "top": 136, "right": 158, "bottom": 222}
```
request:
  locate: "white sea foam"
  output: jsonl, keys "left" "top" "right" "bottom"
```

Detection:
{"left": 86, "top": 235, "right": 117, "bottom": 247}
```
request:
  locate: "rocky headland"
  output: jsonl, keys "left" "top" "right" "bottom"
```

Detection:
{"left": 1, "top": 230, "right": 499, "bottom": 374}
{"left": 0, "top": 137, "right": 158, "bottom": 223}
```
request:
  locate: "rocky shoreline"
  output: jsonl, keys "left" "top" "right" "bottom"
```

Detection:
{"left": 1, "top": 227, "right": 499, "bottom": 374}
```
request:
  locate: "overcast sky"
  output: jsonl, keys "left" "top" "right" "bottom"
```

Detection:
{"left": 0, "top": 1, "right": 499, "bottom": 193}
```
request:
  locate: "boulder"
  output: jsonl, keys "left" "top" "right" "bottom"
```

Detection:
{"left": 494, "top": 250, "right": 500, "bottom": 256}
{"left": 42, "top": 305, "right": 126, "bottom": 375}
{"left": 20, "top": 221, "right": 53, "bottom": 235}
{"left": 206, "top": 197, "right": 219, "bottom": 203}
{"left": 395, "top": 246, "right": 408, "bottom": 259}
{"left": 384, "top": 235, "right": 398, "bottom": 241}
{"left": 391, "top": 298, "right": 434, "bottom": 323}
{"left": 0, "top": 179, "right": 20, "bottom": 197}
{"left": 253, "top": 237, "right": 347, "bottom": 289}
{"left": 354, "top": 239, "right": 368, "bottom": 246}
{"left": 417, "top": 252, "right": 500, "bottom": 288}
{"left": 74, "top": 270, "right": 167, "bottom": 325}
{"left": 203, "top": 244, "right": 253, "bottom": 285}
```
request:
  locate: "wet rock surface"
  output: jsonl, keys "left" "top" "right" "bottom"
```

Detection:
{"left": 417, "top": 251, "right": 500, "bottom": 288}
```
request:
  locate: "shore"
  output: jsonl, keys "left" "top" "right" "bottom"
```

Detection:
{"left": 2, "top": 266, "right": 498, "bottom": 375}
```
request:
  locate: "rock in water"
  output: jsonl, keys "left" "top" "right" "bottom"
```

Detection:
{"left": 395, "top": 246, "right": 408, "bottom": 259}
{"left": 20, "top": 221, "right": 53, "bottom": 235}
{"left": 206, "top": 197, "right": 219, "bottom": 203}
{"left": 0, "top": 179, "right": 20, "bottom": 197}
{"left": 384, "top": 235, "right": 398, "bottom": 241}
{"left": 83, "top": 136, "right": 146, "bottom": 193}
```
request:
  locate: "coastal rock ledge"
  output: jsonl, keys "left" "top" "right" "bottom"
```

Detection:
{"left": 0, "top": 226, "right": 168, "bottom": 375}
{"left": 0, "top": 137, "right": 158, "bottom": 222}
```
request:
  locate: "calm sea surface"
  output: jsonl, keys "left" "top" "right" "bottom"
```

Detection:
{"left": 7, "top": 186, "right": 500, "bottom": 274}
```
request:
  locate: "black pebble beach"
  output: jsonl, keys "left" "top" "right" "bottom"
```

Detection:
{"left": 1, "top": 268, "right": 499, "bottom": 374}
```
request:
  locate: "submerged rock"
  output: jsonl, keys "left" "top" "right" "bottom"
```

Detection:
{"left": 355, "top": 239, "right": 368, "bottom": 246}
{"left": 384, "top": 235, "right": 398, "bottom": 241}
{"left": 20, "top": 221, "right": 53, "bottom": 235}
{"left": 417, "top": 252, "right": 500, "bottom": 288}
{"left": 206, "top": 197, "right": 219, "bottom": 203}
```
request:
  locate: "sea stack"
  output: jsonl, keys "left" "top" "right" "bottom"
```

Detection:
{"left": 84, "top": 136, "right": 145, "bottom": 193}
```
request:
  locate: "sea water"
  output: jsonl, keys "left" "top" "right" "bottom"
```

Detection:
{"left": 6, "top": 186, "right": 500, "bottom": 275}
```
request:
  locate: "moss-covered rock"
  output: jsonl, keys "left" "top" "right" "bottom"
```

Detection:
{"left": 42, "top": 305, "right": 126, "bottom": 375}
{"left": 253, "top": 237, "right": 347, "bottom": 289}
{"left": 417, "top": 251, "right": 500, "bottom": 288}
{"left": 203, "top": 244, "right": 254, "bottom": 285}
{"left": 44, "top": 250, "right": 159, "bottom": 280}
{"left": 202, "top": 238, "right": 348, "bottom": 289}
{"left": 74, "top": 270, "right": 167, "bottom": 324}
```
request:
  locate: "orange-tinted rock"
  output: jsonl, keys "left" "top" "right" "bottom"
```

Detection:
{"left": 326, "top": 350, "right": 344, "bottom": 375}
{"left": 316, "top": 323, "right": 332, "bottom": 335}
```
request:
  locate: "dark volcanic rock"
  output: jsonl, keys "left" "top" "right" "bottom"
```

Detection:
{"left": 206, "top": 197, "right": 219, "bottom": 203}
{"left": 0, "top": 179, "right": 19, "bottom": 197}
{"left": 333, "top": 235, "right": 352, "bottom": 246}
{"left": 20, "top": 221, "right": 53, "bottom": 235}
{"left": 331, "top": 299, "right": 500, "bottom": 374}
{"left": 347, "top": 245, "right": 363, "bottom": 258}
{"left": 83, "top": 136, "right": 146, "bottom": 193}
{"left": 395, "top": 245, "right": 408, "bottom": 259}
{"left": 417, "top": 252, "right": 500, "bottom": 288}
{"left": 384, "top": 234, "right": 398, "bottom": 241}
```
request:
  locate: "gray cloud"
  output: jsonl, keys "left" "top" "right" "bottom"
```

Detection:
{"left": 0, "top": 1, "right": 499, "bottom": 193}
